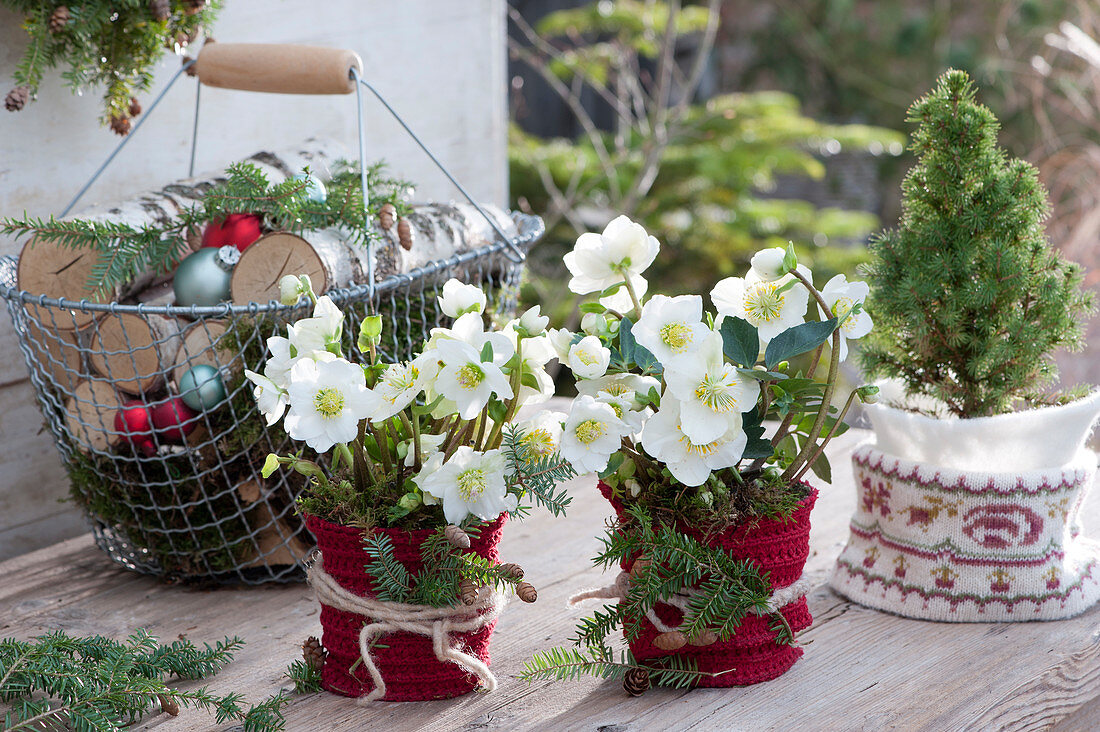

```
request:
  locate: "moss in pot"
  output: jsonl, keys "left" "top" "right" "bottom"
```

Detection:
{"left": 522, "top": 216, "right": 878, "bottom": 693}
{"left": 830, "top": 69, "right": 1100, "bottom": 622}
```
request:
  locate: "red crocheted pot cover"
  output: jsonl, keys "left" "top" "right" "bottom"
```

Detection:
{"left": 305, "top": 513, "right": 506, "bottom": 702}
{"left": 598, "top": 481, "right": 817, "bottom": 687}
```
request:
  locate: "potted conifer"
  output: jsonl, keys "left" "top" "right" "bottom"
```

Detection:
{"left": 523, "top": 216, "right": 876, "bottom": 693}
{"left": 830, "top": 69, "right": 1100, "bottom": 622}
{"left": 253, "top": 277, "right": 575, "bottom": 701}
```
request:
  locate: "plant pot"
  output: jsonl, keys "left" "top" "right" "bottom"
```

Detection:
{"left": 305, "top": 513, "right": 506, "bottom": 701}
{"left": 599, "top": 482, "right": 817, "bottom": 686}
{"left": 831, "top": 393, "right": 1100, "bottom": 621}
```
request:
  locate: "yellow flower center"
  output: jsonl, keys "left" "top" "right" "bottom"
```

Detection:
{"left": 522, "top": 428, "right": 555, "bottom": 456}
{"left": 575, "top": 348, "right": 598, "bottom": 366}
{"left": 744, "top": 282, "right": 785, "bottom": 323}
{"left": 680, "top": 433, "right": 719, "bottom": 457}
{"left": 575, "top": 419, "right": 606, "bottom": 445}
{"left": 694, "top": 374, "right": 738, "bottom": 413}
{"left": 384, "top": 363, "right": 419, "bottom": 393}
{"left": 457, "top": 468, "right": 487, "bottom": 501}
{"left": 314, "top": 387, "right": 345, "bottom": 418}
{"left": 832, "top": 296, "right": 859, "bottom": 333}
{"left": 457, "top": 363, "right": 485, "bottom": 389}
{"left": 602, "top": 383, "right": 632, "bottom": 397}
{"left": 660, "top": 322, "right": 693, "bottom": 351}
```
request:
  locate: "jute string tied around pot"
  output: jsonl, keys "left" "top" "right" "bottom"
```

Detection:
{"left": 570, "top": 571, "right": 814, "bottom": 633}
{"left": 308, "top": 558, "right": 506, "bottom": 703}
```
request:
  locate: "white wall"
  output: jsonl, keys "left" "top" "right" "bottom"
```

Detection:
{"left": 0, "top": 0, "right": 507, "bottom": 558}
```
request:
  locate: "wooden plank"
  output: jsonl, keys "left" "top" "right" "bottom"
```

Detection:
{"left": 0, "top": 430, "right": 1098, "bottom": 731}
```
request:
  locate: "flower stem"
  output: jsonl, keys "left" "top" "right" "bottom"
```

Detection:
{"left": 619, "top": 273, "right": 644, "bottom": 316}
{"left": 369, "top": 420, "right": 394, "bottom": 476}
{"left": 353, "top": 421, "right": 376, "bottom": 488}
{"left": 399, "top": 410, "right": 421, "bottom": 471}
{"left": 793, "top": 388, "right": 858, "bottom": 484}
{"left": 485, "top": 338, "right": 526, "bottom": 449}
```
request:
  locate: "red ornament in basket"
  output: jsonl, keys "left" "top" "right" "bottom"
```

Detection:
{"left": 201, "top": 213, "right": 263, "bottom": 252}
{"left": 252, "top": 275, "right": 572, "bottom": 702}
{"left": 521, "top": 216, "right": 876, "bottom": 694}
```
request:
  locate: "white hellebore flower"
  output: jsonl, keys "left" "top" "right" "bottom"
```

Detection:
{"left": 431, "top": 312, "right": 515, "bottom": 366}
{"left": 632, "top": 294, "right": 711, "bottom": 370}
{"left": 372, "top": 351, "right": 439, "bottom": 421}
{"left": 279, "top": 274, "right": 304, "bottom": 306}
{"left": 263, "top": 335, "right": 299, "bottom": 388}
{"left": 595, "top": 391, "right": 647, "bottom": 433}
{"left": 244, "top": 369, "right": 288, "bottom": 426}
{"left": 502, "top": 326, "right": 556, "bottom": 405}
{"left": 287, "top": 295, "right": 344, "bottom": 355}
{"left": 564, "top": 215, "right": 659, "bottom": 313}
{"left": 517, "top": 411, "right": 566, "bottom": 457}
{"left": 417, "top": 446, "right": 517, "bottom": 524}
{"left": 408, "top": 433, "right": 447, "bottom": 505}
{"left": 438, "top": 279, "right": 487, "bottom": 318}
{"left": 663, "top": 331, "right": 757, "bottom": 443}
{"left": 748, "top": 247, "right": 789, "bottom": 282}
{"left": 568, "top": 335, "right": 612, "bottom": 379}
{"left": 576, "top": 373, "right": 661, "bottom": 410}
{"left": 433, "top": 338, "right": 514, "bottom": 419}
{"left": 560, "top": 395, "right": 629, "bottom": 474}
{"left": 711, "top": 265, "right": 812, "bottom": 343}
{"left": 546, "top": 327, "right": 577, "bottom": 361}
{"left": 283, "top": 354, "right": 380, "bottom": 453}
{"left": 820, "top": 274, "right": 873, "bottom": 362}
{"left": 518, "top": 305, "right": 549, "bottom": 337}
{"left": 639, "top": 398, "right": 747, "bottom": 487}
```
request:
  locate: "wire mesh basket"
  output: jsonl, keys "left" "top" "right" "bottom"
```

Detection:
{"left": 0, "top": 215, "right": 542, "bottom": 583}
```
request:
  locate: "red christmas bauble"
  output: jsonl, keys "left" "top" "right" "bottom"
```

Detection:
{"left": 201, "top": 213, "right": 263, "bottom": 252}
{"left": 114, "top": 400, "right": 155, "bottom": 456}
{"left": 150, "top": 396, "right": 198, "bottom": 442}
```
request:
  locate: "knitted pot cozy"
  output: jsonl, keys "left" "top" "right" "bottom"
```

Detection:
{"left": 830, "top": 443, "right": 1100, "bottom": 622}
{"left": 305, "top": 513, "right": 505, "bottom": 701}
{"left": 598, "top": 482, "right": 817, "bottom": 686}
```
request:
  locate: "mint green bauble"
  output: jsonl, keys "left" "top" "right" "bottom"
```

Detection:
{"left": 173, "top": 246, "right": 239, "bottom": 307}
{"left": 292, "top": 173, "right": 327, "bottom": 204}
{"left": 178, "top": 364, "right": 227, "bottom": 411}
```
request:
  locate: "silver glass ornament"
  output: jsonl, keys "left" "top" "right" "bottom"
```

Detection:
{"left": 178, "top": 364, "right": 227, "bottom": 411}
{"left": 173, "top": 245, "right": 239, "bottom": 307}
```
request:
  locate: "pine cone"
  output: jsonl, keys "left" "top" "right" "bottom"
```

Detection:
{"left": 652, "top": 630, "right": 688, "bottom": 651}
{"left": 629, "top": 558, "right": 651, "bottom": 579}
{"left": 129, "top": 97, "right": 142, "bottom": 117}
{"left": 444, "top": 524, "right": 470, "bottom": 549}
{"left": 157, "top": 693, "right": 180, "bottom": 716}
{"left": 459, "top": 579, "right": 479, "bottom": 606}
{"left": 302, "top": 636, "right": 327, "bottom": 671}
{"left": 4, "top": 86, "right": 29, "bottom": 112}
{"left": 623, "top": 667, "right": 651, "bottom": 697}
{"left": 498, "top": 562, "right": 524, "bottom": 579}
{"left": 109, "top": 114, "right": 131, "bottom": 136}
{"left": 378, "top": 202, "right": 396, "bottom": 230}
{"left": 397, "top": 218, "right": 413, "bottom": 250}
{"left": 48, "top": 6, "right": 70, "bottom": 33}
{"left": 688, "top": 630, "right": 719, "bottom": 647}
{"left": 184, "top": 0, "right": 207, "bottom": 15}
{"left": 516, "top": 581, "right": 537, "bottom": 603}
{"left": 150, "top": 0, "right": 170, "bottom": 21}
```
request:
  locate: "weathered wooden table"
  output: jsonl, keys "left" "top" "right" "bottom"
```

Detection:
{"left": 3, "top": 430, "right": 1098, "bottom": 731}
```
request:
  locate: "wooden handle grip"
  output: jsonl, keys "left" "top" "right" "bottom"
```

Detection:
{"left": 193, "top": 43, "right": 362, "bottom": 95}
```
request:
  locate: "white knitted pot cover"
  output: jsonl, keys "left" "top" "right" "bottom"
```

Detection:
{"left": 830, "top": 443, "right": 1100, "bottom": 622}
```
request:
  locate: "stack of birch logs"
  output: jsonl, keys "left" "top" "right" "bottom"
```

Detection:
{"left": 12, "top": 139, "right": 524, "bottom": 581}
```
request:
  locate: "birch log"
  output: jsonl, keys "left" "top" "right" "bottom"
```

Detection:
{"left": 86, "top": 313, "right": 183, "bottom": 395}
{"left": 64, "top": 379, "right": 124, "bottom": 453}
{"left": 172, "top": 320, "right": 242, "bottom": 384}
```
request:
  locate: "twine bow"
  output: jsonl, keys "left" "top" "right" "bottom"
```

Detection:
{"left": 570, "top": 571, "right": 814, "bottom": 634}
{"left": 308, "top": 558, "right": 505, "bottom": 703}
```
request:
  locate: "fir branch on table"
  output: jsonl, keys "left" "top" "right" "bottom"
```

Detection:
{"left": 0, "top": 160, "right": 413, "bottom": 300}
{"left": 283, "top": 660, "right": 322, "bottom": 695}
{"left": 520, "top": 645, "right": 724, "bottom": 690}
{"left": 0, "top": 629, "right": 289, "bottom": 732}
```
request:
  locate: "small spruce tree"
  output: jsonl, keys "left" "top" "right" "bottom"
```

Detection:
{"left": 861, "top": 69, "right": 1094, "bottom": 418}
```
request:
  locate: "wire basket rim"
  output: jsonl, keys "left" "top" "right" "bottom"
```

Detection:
{"left": 0, "top": 211, "right": 544, "bottom": 318}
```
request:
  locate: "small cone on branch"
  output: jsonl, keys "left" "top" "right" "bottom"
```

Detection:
{"left": 378, "top": 203, "right": 396, "bottom": 230}
{"left": 5, "top": 86, "right": 29, "bottom": 112}
{"left": 623, "top": 667, "right": 651, "bottom": 697}
{"left": 444, "top": 524, "right": 470, "bottom": 549}
{"left": 516, "top": 581, "right": 537, "bottom": 603}
{"left": 157, "top": 693, "right": 180, "bottom": 717}
{"left": 183, "top": 0, "right": 207, "bottom": 15}
{"left": 459, "top": 579, "right": 479, "bottom": 606}
{"left": 150, "top": 0, "right": 170, "bottom": 21}
{"left": 688, "top": 630, "right": 719, "bottom": 647}
{"left": 109, "top": 114, "right": 131, "bottom": 136}
{"left": 499, "top": 562, "right": 524, "bottom": 579}
{"left": 302, "top": 636, "right": 326, "bottom": 671}
{"left": 397, "top": 218, "right": 413, "bottom": 250}
{"left": 652, "top": 630, "right": 688, "bottom": 651}
{"left": 629, "top": 558, "right": 651, "bottom": 579}
{"left": 128, "top": 97, "right": 142, "bottom": 117}
{"left": 48, "top": 6, "right": 70, "bottom": 33}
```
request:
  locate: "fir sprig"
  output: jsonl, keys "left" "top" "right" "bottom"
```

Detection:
{"left": 0, "top": 160, "right": 412, "bottom": 299}
{"left": 503, "top": 425, "right": 576, "bottom": 518}
{"left": 0, "top": 629, "right": 289, "bottom": 731}
{"left": 521, "top": 645, "right": 726, "bottom": 689}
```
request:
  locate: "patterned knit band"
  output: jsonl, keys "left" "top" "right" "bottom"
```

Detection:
{"left": 830, "top": 443, "right": 1100, "bottom": 622}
